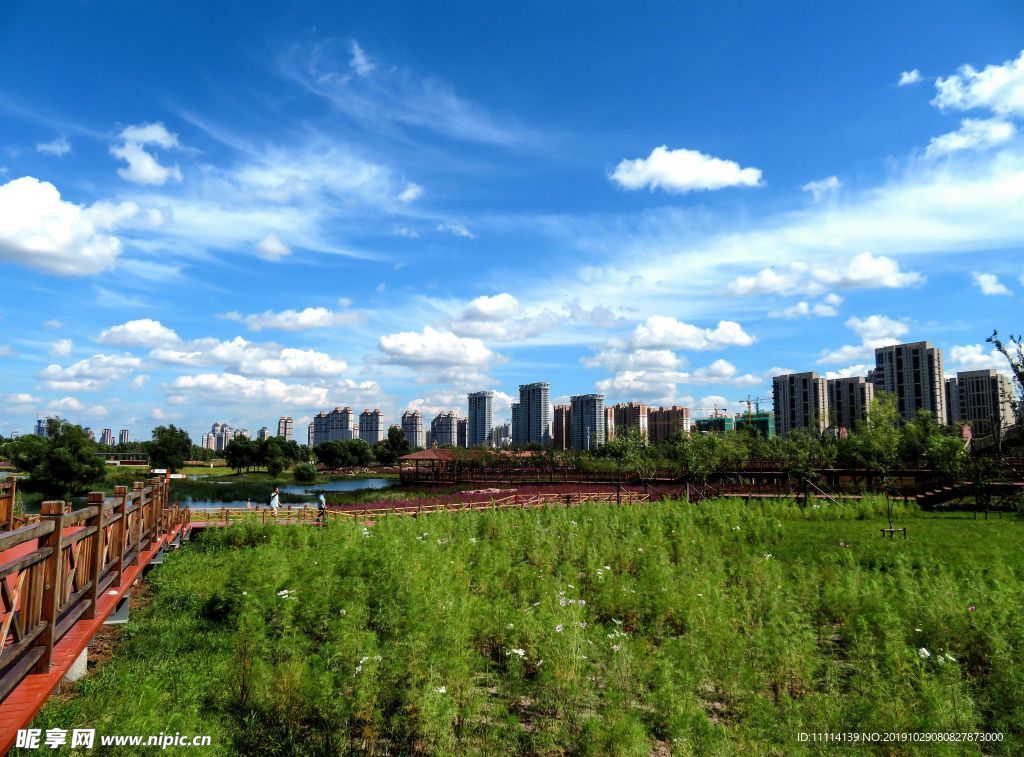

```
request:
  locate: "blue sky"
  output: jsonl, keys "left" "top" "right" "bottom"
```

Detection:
{"left": 1, "top": 2, "right": 1022, "bottom": 441}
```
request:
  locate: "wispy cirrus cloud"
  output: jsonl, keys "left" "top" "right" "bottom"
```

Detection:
{"left": 285, "top": 39, "right": 533, "bottom": 146}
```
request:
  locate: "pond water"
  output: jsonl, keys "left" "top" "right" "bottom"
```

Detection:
{"left": 279, "top": 478, "right": 396, "bottom": 494}
{"left": 182, "top": 478, "right": 397, "bottom": 510}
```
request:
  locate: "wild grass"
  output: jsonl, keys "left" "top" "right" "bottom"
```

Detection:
{"left": 25, "top": 498, "right": 1024, "bottom": 755}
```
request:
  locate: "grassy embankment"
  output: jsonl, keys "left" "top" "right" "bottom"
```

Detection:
{"left": 22, "top": 497, "right": 1024, "bottom": 755}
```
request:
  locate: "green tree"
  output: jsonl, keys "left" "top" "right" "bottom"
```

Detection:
{"left": 150, "top": 425, "right": 193, "bottom": 472}
{"left": 225, "top": 437, "right": 260, "bottom": 474}
{"left": 987, "top": 330, "right": 1023, "bottom": 416}
{"left": 373, "top": 427, "right": 412, "bottom": 466}
{"left": 8, "top": 418, "right": 106, "bottom": 498}
{"left": 856, "top": 393, "right": 903, "bottom": 528}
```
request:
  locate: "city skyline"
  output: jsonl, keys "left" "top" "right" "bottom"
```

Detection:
{"left": 0, "top": 5, "right": 1021, "bottom": 441}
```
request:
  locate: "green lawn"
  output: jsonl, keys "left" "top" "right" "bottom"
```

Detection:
{"left": 22, "top": 498, "right": 1024, "bottom": 755}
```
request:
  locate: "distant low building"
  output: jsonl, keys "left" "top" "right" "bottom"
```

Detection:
{"left": 694, "top": 415, "right": 734, "bottom": 434}
{"left": 735, "top": 411, "right": 775, "bottom": 438}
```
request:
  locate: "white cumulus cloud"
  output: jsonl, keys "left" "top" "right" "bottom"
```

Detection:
{"left": 630, "top": 316, "right": 755, "bottom": 351}
{"left": 610, "top": 145, "right": 763, "bottom": 193}
{"left": 98, "top": 319, "right": 181, "bottom": 348}
{"left": 932, "top": 50, "right": 1024, "bottom": 118}
{"left": 49, "top": 338, "right": 73, "bottom": 357}
{"left": 255, "top": 234, "right": 291, "bottom": 261}
{"left": 802, "top": 175, "right": 841, "bottom": 201}
{"left": 0, "top": 177, "right": 139, "bottom": 275}
{"left": 110, "top": 122, "right": 183, "bottom": 185}
{"left": 730, "top": 251, "right": 923, "bottom": 297}
{"left": 220, "top": 306, "right": 364, "bottom": 332}
{"left": 379, "top": 326, "right": 493, "bottom": 367}
{"left": 972, "top": 271, "right": 1011, "bottom": 295}
{"left": 37, "top": 138, "right": 71, "bottom": 157}
{"left": 926, "top": 118, "right": 1016, "bottom": 157}
{"left": 898, "top": 69, "right": 923, "bottom": 87}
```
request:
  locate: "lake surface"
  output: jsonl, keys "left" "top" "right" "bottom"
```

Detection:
{"left": 280, "top": 478, "right": 396, "bottom": 494}
{"left": 183, "top": 478, "right": 397, "bottom": 509}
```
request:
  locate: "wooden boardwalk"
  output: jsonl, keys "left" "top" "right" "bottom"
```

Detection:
{"left": 0, "top": 478, "right": 189, "bottom": 754}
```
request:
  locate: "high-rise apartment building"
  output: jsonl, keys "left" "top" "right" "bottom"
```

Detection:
{"left": 359, "top": 409, "right": 385, "bottom": 445}
{"left": 647, "top": 406, "right": 691, "bottom": 444}
{"left": 307, "top": 422, "right": 314, "bottom": 448}
{"left": 257, "top": 426, "right": 270, "bottom": 441}
{"left": 467, "top": 391, "right": 494, "bottom": 448}
{"left": 491, "top": 422, "right": 512, "bottom": 448}
{"left": 277, "top": 416, "right": 294, "bottom": 441}
{"left": 312, "top": 407, "right": 356, "bottom": 445}
{"left": 34, "top": 419, "right": 47, "bottom": 437}
{"left": 773, "top": 372, "right": 828, "bottom": 435}
{"left": 947, "top": 369, "right": 1016, "bottom": 436}
{"left": 430, "top": 411, "right": 459, "bottom": 447}
{"left": 457, "top": 418, "right": 468, "bottom": 448}
{"left": 118, "top": 429, "right": 130, "bottom": 445}
{"left": 512, "top": 383, "right": 551, "bottom": 446}
{"left": 604, "top": 407, "right": 616, "bottom": 441}
{"left": 871, "top": 341, "right": 947, "bottom": 424}
{"left": 401, "top": 410, "right": 426, "bottom": 449}
{"left": 570, "top": 394, "right": 605, "bottom": 450}
{"left": 612, "top": 402, "right": 648, "bottom": 439}
{"left": 826, "top": 376, "right": 874, "bottom": 431}
{"left": 99, "top": 428, "right": 114, "bottom": 446}
{"left": 201, "top": 422, "right": 247, "bottom": 451}
{"left": 552, "top": 404, "right": 571, "bottom": 450}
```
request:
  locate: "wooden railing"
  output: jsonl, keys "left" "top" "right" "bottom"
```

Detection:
{"left": 0, "top": 479, "right": 14, "bottom": 532}
{"left": 0, "top": 477, "right": 189, "bottom": 703}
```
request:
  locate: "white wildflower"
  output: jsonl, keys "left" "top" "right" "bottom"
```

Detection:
{"left": 763, "top": 553, "right": 773, "bottom": 560}
{"left": 914, "top": 627, "right": 922, "bottom": 632}
{"left": 509, "top": 648, "right": 526, "bottom": 658}
{"left": 555, "top": 624, "right": 564, "bottom": 633}
{"left": 507, "top": 623, "right": 514, "bottom": 629}
{"left": 436, "top": 686, "right": 447, "bottom": 694}
{"left": 611, "top": 644, "right": 621, "bottom": 652}
{"left": 945, "top": 653, "right": 957, "bottom": 663}
{"left": 918, "top": 647, "right": 931, "bottom": 660}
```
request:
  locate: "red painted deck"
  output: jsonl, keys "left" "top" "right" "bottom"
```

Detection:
{"left": 0, "top": 523, "right": 188, "bottom": 754}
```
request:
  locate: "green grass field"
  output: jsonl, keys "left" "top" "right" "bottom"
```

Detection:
{"left": 22, "top": 498, "right": 1024, "bottom": 755}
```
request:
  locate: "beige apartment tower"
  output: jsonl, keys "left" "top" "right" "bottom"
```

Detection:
{"left": 871, "top": 341, "right": 947, "bottom": 424}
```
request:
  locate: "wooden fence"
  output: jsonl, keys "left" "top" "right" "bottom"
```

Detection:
{"left": 0, "top": 477, "right": 188, "bottom": 703}
{"left": 190, "top": 491, "right": 653, "bottom": 527}
{"left": 0, "top": 479, "right": 14, "bottom": 533}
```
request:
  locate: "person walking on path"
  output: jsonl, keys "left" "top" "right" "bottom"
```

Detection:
{"left": 269, "top": 487, "right": 281, "bottom": 518}
{"left": 317, "top": 491, "right": 327, "bottom": 523}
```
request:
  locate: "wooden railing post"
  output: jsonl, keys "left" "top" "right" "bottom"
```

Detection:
{"left": 113, "top": 486, "right": 128, "bottom": 585}
{"left": 132, "top": 482, "right": 144, "bottom": 556}
{"left": 84, "top": 492, "right": 105, "bottom": 620}
{"left": 32, "top": 501, "right": 66, "bottom": 674}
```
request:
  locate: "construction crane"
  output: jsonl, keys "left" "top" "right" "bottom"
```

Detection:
{"left": 737, "top": 395, "right": 771, "bottom": 418}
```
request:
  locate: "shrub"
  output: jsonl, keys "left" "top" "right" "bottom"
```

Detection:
{"left": 292, "top": 463, "right": 317, "bottom": 484}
